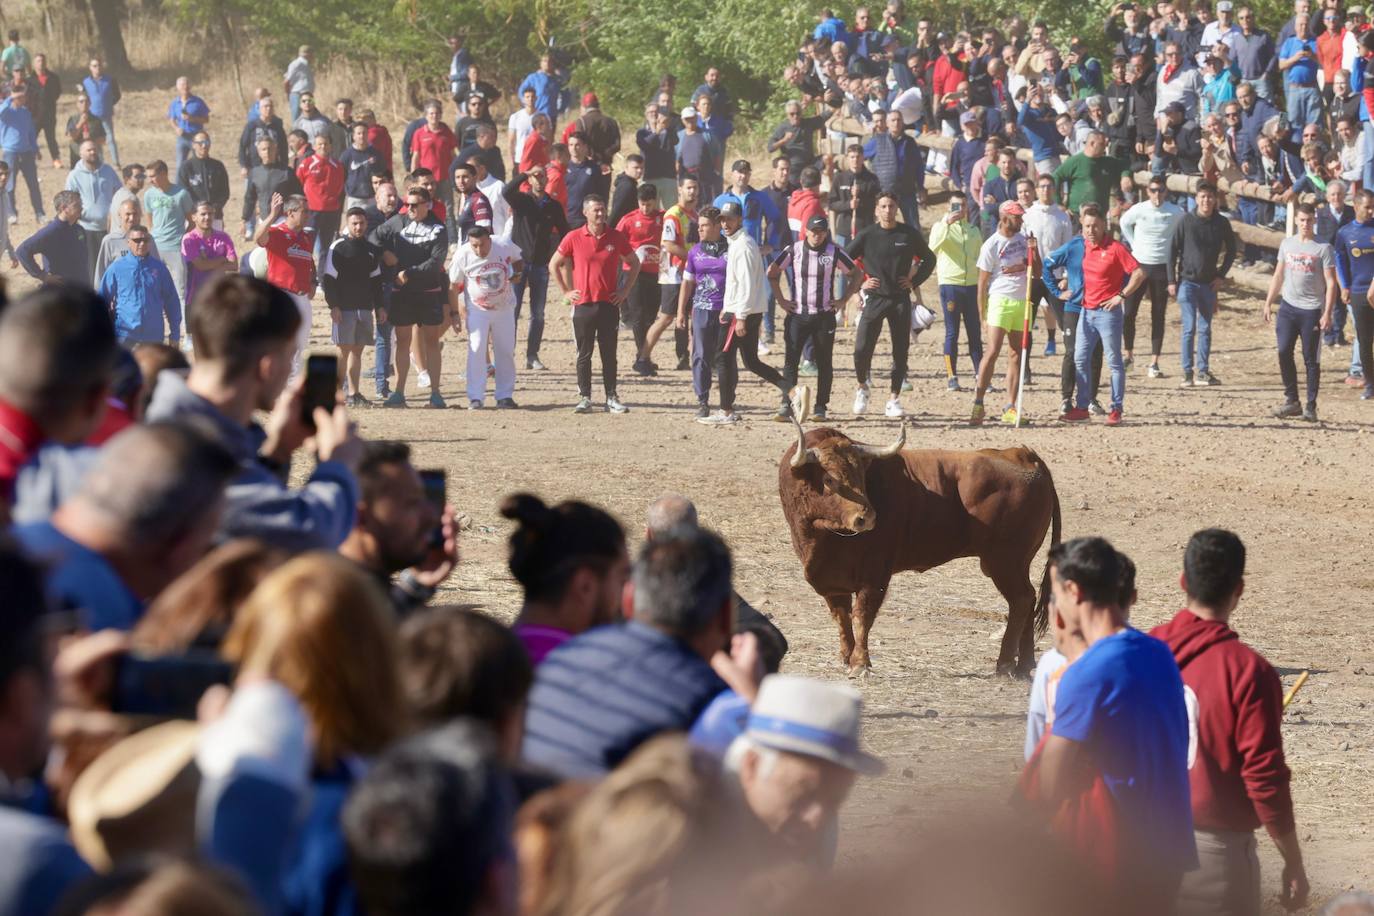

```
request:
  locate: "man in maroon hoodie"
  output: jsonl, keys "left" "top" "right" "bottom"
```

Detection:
{"left": 1151, "top": 529, "right": 1309, "bottom": 916}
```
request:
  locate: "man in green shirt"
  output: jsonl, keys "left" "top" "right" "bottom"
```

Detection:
{"left": 142, "top": 159, "right": 195, "bottom": 310}
{"left": 1052, "top": 130, "right": 1132, "bottom": 214}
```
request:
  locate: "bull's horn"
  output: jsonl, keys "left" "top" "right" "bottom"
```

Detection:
{"left": 789, "top": 409, "right": 816, "bottom": 468}
{"left": 852, "top": 421, "right": 906, "bottom": 459}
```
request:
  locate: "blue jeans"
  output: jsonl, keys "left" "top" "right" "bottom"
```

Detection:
{"left": 1235, "top": 198, "right": 1269, "bottom": 264}
{"left": 1075, "top": 307, "right": 1125, "bottom": 411}
{"left": 1177, "top": 279, "right": 1217, "bottom": 376}
{"left": 2, "top": 150, "right": 42, "bottom": 219}
{"left": 1285, "top": 85, "right": 1322, "bottom": 128}
{"left": 513, "top": 263, "right": 550, "bottom": 360}
{"left": 898, "top": 192, "right": 919, "bottom": 230}
{"left": 175, "top": 133, "right": 195, "bottom": 168}
{"left": 374, "top": 280, "right": 394, "bottom": 395}
{"left": 939, "top": 283, "right": 982, "bottom": 378}
{"left": 97, "top": 116, "right": 119, "bottom": 167}
{"left": 1275, "top": 300, "right": 1321, "bottom": 405}
{"left": 289, "top": 92, "right": 302, "bottom": 123}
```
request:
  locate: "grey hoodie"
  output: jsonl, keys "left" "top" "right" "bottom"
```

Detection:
{"left": 144, "top": 370, "right": 358, "bottom": 551}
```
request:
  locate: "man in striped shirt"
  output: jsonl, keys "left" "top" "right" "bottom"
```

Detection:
{"left": 768, "top": 214, "right": 857, "bottom": 421}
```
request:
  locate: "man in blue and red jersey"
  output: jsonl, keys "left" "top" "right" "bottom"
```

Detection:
{"left": 1058, "top": 203, "right": 1144, "bottom": 427}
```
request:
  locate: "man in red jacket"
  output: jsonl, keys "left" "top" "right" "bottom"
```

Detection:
{"left": 1151, "top": 529, "right": 1309, "bottom": 916}
{"left": 296, "top": 133, "right": 344, "bottom": 268}
{"left": 787, "top": 166, "right": 826, "bottom": 237}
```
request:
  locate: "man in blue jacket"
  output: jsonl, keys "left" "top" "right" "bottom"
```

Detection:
{"left": 16, "top": 190, "right": 88, "bottom": 285}
{"left": 714, "top": 160, "right": 782, "bottom": 255}
{"left": 1334, "top": 188, "right": 1374, "bottom": 401}
{"left": 518, "top": 54, "right": 565, "bottom": 126}
{"left": 0, "top": 84, "right": 43, "bottom": 222}
{"left": 97, "top": 225, "right": 181, "bottom": 345}
{"left": 144, "top": 274, "right": 364, "bottom": 550}
{"left": 81, "top": 56, "right": 121, "bottom": 168}
{"left": 1043, "top": 220, "right": 1105, "bottom": 414}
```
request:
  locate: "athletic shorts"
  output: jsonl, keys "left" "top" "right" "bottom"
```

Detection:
{"left": 660, "top": 283, "right": 681, "bottom": 317}
{"left": 331, "top": 308, "right": 375, "bottom": 346}
{"left": 387, "top": 292, "right": 445, "bottom": 327}
{"left": 986, "top": 294, "right": 1029, "bottom": 333}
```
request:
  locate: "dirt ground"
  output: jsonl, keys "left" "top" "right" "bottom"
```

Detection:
{"left": 8, "top": 76, "right": 1374, "bottom": 914}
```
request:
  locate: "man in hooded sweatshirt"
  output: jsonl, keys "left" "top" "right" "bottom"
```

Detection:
{"left": 1150, "top": 529, "right": 1309, "bottom": 916}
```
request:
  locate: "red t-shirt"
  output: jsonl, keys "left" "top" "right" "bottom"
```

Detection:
{"left": 295, "top": 154, "right": 344, "bottom": 212}
{"left": 615, "top": 208, "right": 664, "bottom": 275}
{"left": 264, "top": 223, "right": 317, "bottom": 295}
{"left": 545, "top": 160, "right": 568, "bottom": 208}
{"left": 0, "top": 398, "right": 44, "bottom": 501}
{"left": 556, "top": 225, "right": 633, "bottom": 304}
{"left": 367, "top": 125, "right": 393, "bottom": 171}
{"left": 410, "top": 124, "right": 457, "bottom": 183}
{"left": 1081, "top": 238, "right": 1139, "bottom": 309}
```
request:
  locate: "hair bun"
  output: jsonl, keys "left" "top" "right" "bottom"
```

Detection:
{"left": 499, "top": 493, "right": 554, "bottom": 533}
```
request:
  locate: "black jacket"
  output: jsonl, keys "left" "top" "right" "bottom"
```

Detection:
{"left": 238, "top": 116, "right": 288, "bottom": 168}
{"left": 827, "top": 168, "right": 881, "bottom": 238}
{"left": 505, "top": 172, "right": 571, "bottom": 265}
{"left": 321, "top": 236, "right": 383, "bottom": 310}
{"left": 242, "top": 165, "right": 301, "bottom": 222}
{"left": 1168, "top": 210, "right": 1237, "bottom": 285}
{"left": 372, "top": 213, "right": 448, "bottom": 294}
{"left": 635, "top": 127, "right": 677, "bottom": 180}
{"left": 609, "top": 173, "right": 639, "bottom": 227}
{"left": 178, "top": 156, "right": 231, "bottom": 213}
{"left": 29, "top": 70, "right": 61, "bottom": 125}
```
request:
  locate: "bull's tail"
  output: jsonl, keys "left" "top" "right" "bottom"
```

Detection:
{"left": 1032, "top": 453, "right": 1062, "bottom": 637}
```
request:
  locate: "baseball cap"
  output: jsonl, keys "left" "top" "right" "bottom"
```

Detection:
{"left": 731, "top": 159, "right": 752, "bottom": 173}
{"left": 959, "top": 110, "right": 979, "bottom": 126}
{"left": 467, "top": 224, "right": 492, "bottom": 238}
{"left": 806, "top": 214, "right": 830, "bottom": 231}
{"left": 1349, "top": 4, "right": 1364, "bottom": 15}
{"left": 1216, "top": 0, "right": 1232, "bottom": 10}
{"left": 680, "top": 105, "right": 697, "bottom": 120}
{"left": 998, "top": 200, "right": 1025, "bottom": 217}
{"left": 581, "top": 92, "right": 599, "bottom": 107}
{"left": 719, "top": 201, "right": 744, "bottom": 218}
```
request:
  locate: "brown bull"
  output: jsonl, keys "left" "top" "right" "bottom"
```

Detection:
{"left": 778, "top": 417, "right": 1061, "bottom": 676}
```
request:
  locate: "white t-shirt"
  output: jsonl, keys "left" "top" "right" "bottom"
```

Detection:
{"left": 977, "top": 230, "right": 1032, "bottom": 301}
{"left": 448, "top": 237, "right": 522, "bottom": 311}
{"left": 508, "top": 109, "right": 535, "bottom": 160}
{"left": 477, "top": 174, "right": 512, "bottom": 240}
{"left": 892, "top": 86, "right": 924, "bottom": 128}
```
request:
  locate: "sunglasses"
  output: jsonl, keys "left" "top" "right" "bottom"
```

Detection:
{"left": 1148, "top": 186, "right": 1165, "bottom": 193}
{"left": 128, "top": 237, "right": 150, "bottom": 244}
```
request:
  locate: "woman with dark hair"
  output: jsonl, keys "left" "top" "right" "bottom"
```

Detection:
{"left": 502, "top": 492, "right": 628, "bottom": 664}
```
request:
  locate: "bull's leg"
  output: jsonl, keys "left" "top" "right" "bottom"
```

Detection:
{"left": 983, "top": 561, "right": 1037, "bottom": 678}
{"left": 849, "top": 578, "right": 891, "bottom": 673}
{"left": 824, "top": 593, "right": 856, "bottom": 670}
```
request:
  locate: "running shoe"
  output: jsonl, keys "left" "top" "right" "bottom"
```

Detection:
{"left": 1179, "top": 373, "right": 1194, "bottom": 388}
{"left": 382, "top": 391, "right": 407, "bottom": 408}
{"left": 1199, "top": 372, "right": 1221, "bottom": 386}
{"left": 696, "top": 404, "right": 710, "bottom": 420}
{"left": 947, "top": 377, "right": 961, "bottom": 391}
{"left": 676, "top": 356, "right": 690, "bottom": 371}
{"left": 799, "top": 359, "right": 819, "bottom": 377}
{"left": 417, "top": 369, "right": 431, "bottom": 389}
{"left": 347, "top": 393, "right": 371, "bottom": 408}
{"left": 497, "top": 397, "right": 519, "bottom": 409}
{"left": 1000, "top": 406, "right": 1022, "bottom": 425}
{"left": 468, "top": 399, "right": 483, "bottom": 410}
{"left": 853, "top": 386, "right": 869, "bottom": 415}
{"left": 1059, "top": 407, "right": 1091, "bottom": 422}
{"left": 1272, "top": 400, "right": 1301, "bottom": 419}
{"left": 885, "top": 397, "right": 904, "bottom": 418}
{"left": 1089, "top": 399, "right": 1107, "bottom": 415}
{"left": 1302, "top": 404, "right": 1318, "bottom": 422}
{"left": 1148, "top": 364, "right": 1163, "bottom": 379}
{"left": 900, "top": 378, "right": 913, "bottom": 392}
{"left": 757, "top": 340, "right": 772, "bottom": 356}
{"left": 605, "top": 396, "right": 630, "bottom": 414}
{"left": 1344, "top": 373, "right": 1365, "bottom": 387}
{"left": 573, "top": 397, "right": 593, "bottom": 414}
{"left": 527, "top": 357, "right": 548, "bottom": 371}
{"left": 969, "top": 403, "right": 986, "bottom": 426}
{"left": 1044, "top": 338, "right": 1057, "bottom": 356}
{"left": 1105, "top": 409, "right": 1123, "bottom": 426}
{"left": 811, "top": 408, "right": 828, "bottom": 421}
{"left": 428, "top": 392, "right": 447, "bottom": 409}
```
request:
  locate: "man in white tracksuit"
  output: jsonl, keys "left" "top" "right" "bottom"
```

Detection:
{"left": 448, "top": 224, "right": 524, "bottom": 409}
{"left": 709, "top": 199, "right": 786, "bottom": 424}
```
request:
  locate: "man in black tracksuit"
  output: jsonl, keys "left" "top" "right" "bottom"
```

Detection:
{"left": 177, "top": 132, "right": 231, "bottom": 222}
{"left": 845, "top": 191, "right": 935, "bottom": 417}
{"left": 321, "top": 206, "right": 384, "bottom": 405}
{"left": 505, "top": 167, "right": 570, "bottom": 369}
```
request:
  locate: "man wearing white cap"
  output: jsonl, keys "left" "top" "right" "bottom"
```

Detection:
{"left": 722, "top": 674, "right": 883, "bottom": 860}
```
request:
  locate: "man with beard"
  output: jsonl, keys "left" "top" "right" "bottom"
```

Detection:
{"left": 339, "top": 440, "right": 459, "bottom": 616}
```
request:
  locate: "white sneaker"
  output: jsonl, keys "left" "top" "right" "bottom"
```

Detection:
{"left": 884, "top": 397, "right": 904, "bottom": 418}
{"left": 416, "top": 370, "right": 431, "bottom": 389}
{"left": 853, "top": 386, "right": 870, "bottom": 415}
{"left": 605, "top": 396, "right": 630, "bottom": 414}
{"left": 757, "top": 340, "right": 772, "bottom": 356}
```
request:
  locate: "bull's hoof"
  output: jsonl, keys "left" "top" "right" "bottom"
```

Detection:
{"left": 996, "top": 662, "right": 1034, "bottom": 682}
{"left": 847, "top": 660, "right": 873, "bottom": 679}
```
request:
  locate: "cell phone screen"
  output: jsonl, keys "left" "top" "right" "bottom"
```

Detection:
{"left": 301, "top": 354, "right": 339, "bottom": 429}
{"left": 419, "top": 469, "right": 447, "bottom": 549}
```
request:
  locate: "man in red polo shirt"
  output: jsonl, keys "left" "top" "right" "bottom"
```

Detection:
{"left": 1059, "top": 202, "right": 1143, "bottom": 427}
{"left": 409, "top": 99, "right": 457, "bottom": 222}
{"left": 295, "top": 133, "right": 344, "bottom": 268}
{"left": 1150, "top": 529, "right": 1309, "bottom": 916}
{"left": 550, "top": 193, "right": 641, "bottom": 413}
{"left": 254, "top": 192, "right": 317, "bottom": 368}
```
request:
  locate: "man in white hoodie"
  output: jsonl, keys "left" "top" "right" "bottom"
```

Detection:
{"left": 710, "top": 200, "right": 786, "bottom": 424}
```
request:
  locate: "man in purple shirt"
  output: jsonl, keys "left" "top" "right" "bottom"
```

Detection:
{"left": 181, "top": 201, "right": 236, "bottom": 325}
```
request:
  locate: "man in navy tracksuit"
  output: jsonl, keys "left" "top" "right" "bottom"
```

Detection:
{"left": 1334, "top": 188, "right": 1374, "bottom": 401}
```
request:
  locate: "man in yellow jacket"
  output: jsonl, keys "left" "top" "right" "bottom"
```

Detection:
{"left": 928, "top": 190, "right": 983, "bottom": 392}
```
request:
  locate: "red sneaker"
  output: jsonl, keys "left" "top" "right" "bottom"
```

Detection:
{"left": 1059, "top": 407, "right": 1091, "bottom": 422}
{"left": 1105, "top": 409, "right": 1123, "bottom": 426}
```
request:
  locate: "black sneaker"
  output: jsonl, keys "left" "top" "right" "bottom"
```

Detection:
{"left": 811, "top": 407, "right": 828, "bottom": 421}
{"left": 696, "top": 404, "right": 710, "bottom": 419}
{"left": 632, "top": 358, "right": 657, "bottom": 377}
{"left": 1302, "top": 404, "right": 1318, "bottom": 422}
{"left": 496, "top": 397, "right": 519, "bottom": 409}
{"left": 1199, "top": 372, "right": 1222, "bottom": 386}
{"left": 1271, "top": 400, "right": 1301, "bottom": 419}
{"left": 676, "top": 356, "right": 690, "bottom": 371}
{"left": 526, "top": 356, "right": 548, "bottom": 371}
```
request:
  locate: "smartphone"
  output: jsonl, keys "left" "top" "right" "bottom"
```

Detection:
{"left": 112, "top": 652, "right": 235, "bottom": 718}
{"left": 301, "top": 354, "right": 339, "bottom": 429}
{"left": 950, "top": 198, "right": 963, "bottom": 214}
{"left": 419, "top": 469, "right": 447, "bottom": 549}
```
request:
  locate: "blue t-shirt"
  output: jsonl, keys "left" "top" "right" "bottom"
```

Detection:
{"left": 1052, "top": 627, "right": 1197, "bottom": 874}
{"left": 1279, "top": 37, "right": 1319, "bottom": 85}
{"left": 14, "top": 521, "right": 143, "bottom": 631}
{"left": 684, "top": 239, "right": 728, "bottom": 311}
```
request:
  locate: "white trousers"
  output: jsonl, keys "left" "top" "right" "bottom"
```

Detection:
{"left": 467, "top": 306, "right": 516, "bottom": 401}
{"left": 289, "top": 291, "right": 312, "bottom": 377}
